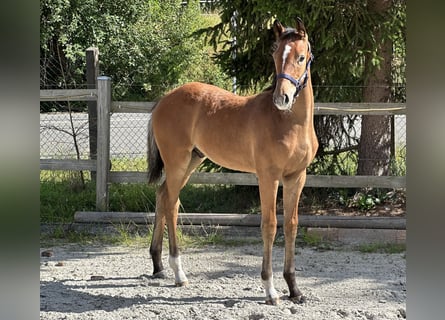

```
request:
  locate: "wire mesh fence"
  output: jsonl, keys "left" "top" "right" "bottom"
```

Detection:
{"left": 109, "top": 112, "right": 151, "bottom": 171}
{"left": 40, "top": 47, "right": 406, "bottom": 182}
{"left": 40, "top": 104, "right": 90, "bottom": 160}
{"left": 394, "top": 115, "right": 406, "bottom": 149}
{"left": 40, "top": 109, "right": 151, "bottom": 171}
{"left": 40, "top": 52, "right": 406, "bottom": 180}
{"left": 40, "top": 107, "right": 406, "bottom": 178}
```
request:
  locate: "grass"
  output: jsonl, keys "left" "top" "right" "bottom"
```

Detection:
{"left": 40, "top": 157, "right": 262, "bottom": 223}
{"left": 40, "top": 221, "right": 259, "bottom": 248}
{"left": 41, "top": 222, "right": 405, "bottom": 256}
{"left": 357, "top": 242, "right": 406, "bottom": 254}
{"left": 297, "top": 228, "right": 326, "bottom": 247}
{"left": 40, "top": 155, "right": 406, "bottom": 249}
{"left": 40, "top": 177, "right": 405, "bottom": 258}
{"left": 40, "top": 179, "right": 96, "bottom": 223}
{"left": 40, "top": 173, "right": 261, "bottom": 223}
{"left": 40, "top": 222, "right": 315, "bottom": 249}
{"left": 40, "top": 148, "right": 406, "bottom": 222}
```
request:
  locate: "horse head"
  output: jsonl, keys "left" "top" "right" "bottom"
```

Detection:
{"left": 272, "top": 18, "right": 313, "bottom": 111}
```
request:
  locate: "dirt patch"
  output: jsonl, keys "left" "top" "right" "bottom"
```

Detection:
{"left": 40, "top": 243, "right": 405, "bottom": 319}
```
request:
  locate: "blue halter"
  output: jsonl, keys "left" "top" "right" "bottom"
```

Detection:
{"left": 276, "top": 52, "right": 314, "bottom": 98}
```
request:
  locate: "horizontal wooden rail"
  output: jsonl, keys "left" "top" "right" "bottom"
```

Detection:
{"left": 108, "top": 171, "right": 405, "bottom": 189}
{"left": 74, "top": 212, "right": 406, "bottom": 229}
{"left": 40, "top": 161, "right": 405, "bottom": 188}
{"left": 111, "top": 101, "right": 157, "bottom": 113}
{"left": 40, "top": 89, "right": 97, "bottom": 101}
{"left": 108, "top": 101, "right": 406, "bottom": 115}
{"left": 315, "top": 102, "right": 406, "bottom": 115}
{"left": 40, "top": 159, "right": 96, "bottom": 171}
{"left": 39, "top": 91, "right": 405, "bottom": 115}
{"left": 40, "top": 159, "right": 406, "bottom": 189}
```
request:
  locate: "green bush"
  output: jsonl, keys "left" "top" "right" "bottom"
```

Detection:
{"left": 40, "top": 0, "right": 230, "bottom": 103}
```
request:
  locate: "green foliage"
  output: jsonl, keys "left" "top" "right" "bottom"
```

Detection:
{"left": 179, "top": 185, "right": 260, "bottom": 214}
{"left": 40, "top": 180, "right": 96, "bottom": 223}
{"left": 40, "top": 0, "right": 230, "bottom": 102}
{"left": 330, "top": 188, "right": 405, "bottom": 212}
{"left": 109, "top": 184, "right": 157, "bottom": 212}
{"left": 202, "top": 0, "right": 405, "bottom": 100}
{"left": 349, "top": 192, "right": 381, "bottom": 211}
{"left": 309, "top": 148, "right": 358, "bottom": 176}
{"left": 390, "top": 146, "right": 407, "bottom": 176}
{"left": 200, "top": 0, "right": 406, "bottom": 175}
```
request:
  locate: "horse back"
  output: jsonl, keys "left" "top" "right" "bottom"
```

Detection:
{"left": 151, "top": 82, "right": 315, "bottom": 175}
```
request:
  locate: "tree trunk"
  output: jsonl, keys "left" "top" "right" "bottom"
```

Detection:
{"left": 357, "top": 0, "right": 393, "bottom": 176}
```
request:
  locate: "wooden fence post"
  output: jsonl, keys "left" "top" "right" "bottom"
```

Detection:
{"left": 86, "top": 47, "right": 99, "bottom": 180}
{"left": 96, "top": 76, "right": 111, "bottom": 211}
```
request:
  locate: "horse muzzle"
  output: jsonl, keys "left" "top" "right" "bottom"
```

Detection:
{"left": 273, "top": 89, "right": 296, "bottom": 111}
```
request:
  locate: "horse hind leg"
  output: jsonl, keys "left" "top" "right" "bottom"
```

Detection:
{"left": 149, "top": 181, "right": 168, "bottom": 279}
{"left": 167, "top": 151, "right": 205, "bottom": 286}
{"left": 153, "top": 150, "right": 205, "bottom": 286}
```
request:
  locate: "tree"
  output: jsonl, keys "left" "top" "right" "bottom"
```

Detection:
{"left": 40, "top": 0, "right": 228, "bottom": 103}
{"left": 200, "top": 0, "right": 406, "bottom": 176}
{"left": 357, "top": 0, "right": 397, "bottom": 176}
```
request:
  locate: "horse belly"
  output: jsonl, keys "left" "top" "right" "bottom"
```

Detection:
{"left": 194, "top": 129, "right": 256, "bottom": 173}
{"left": 207, "top": 152, "right": 255, "bottom": 173}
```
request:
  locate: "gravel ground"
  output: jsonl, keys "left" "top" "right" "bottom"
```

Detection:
{"left": 40, "top": 243, "right": 406, "bottom": 319}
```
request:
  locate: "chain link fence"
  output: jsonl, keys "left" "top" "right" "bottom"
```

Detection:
{"left": 40, "top": 104, "right": 90, "bottom": 160}
{"left": 40, "top": 53, "right": 152, "bottom": 180}
{"left": 40, "top": 109, "right": 151, "bottom": 172}
{"left": 40, "top": 54, "right": 406, "bottom": 181}
{"left": 40, "top": 108, "right": 406, "bottom": 176}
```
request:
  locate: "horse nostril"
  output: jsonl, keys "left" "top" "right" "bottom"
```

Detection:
{"left": 284, "top": 94, "right": 290, "bottom": 104}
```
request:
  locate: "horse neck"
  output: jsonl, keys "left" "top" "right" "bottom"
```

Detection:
{"left": 291, "top": 76, "right": 315, "bottom": 127}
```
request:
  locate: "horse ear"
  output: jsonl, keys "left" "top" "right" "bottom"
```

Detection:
{"left": 296, "top": 17, "right": 306, "bottom": 35}
{"left": 273, "top": 20, "right": 285, "bottom": 39}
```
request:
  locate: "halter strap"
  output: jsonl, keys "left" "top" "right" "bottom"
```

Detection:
{"left": 276, "top": 53, "right": 314, "bottom": 98}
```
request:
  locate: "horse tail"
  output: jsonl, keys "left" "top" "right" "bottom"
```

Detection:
{"left": 147, "top": 110, "right": 164, "bottom": 184}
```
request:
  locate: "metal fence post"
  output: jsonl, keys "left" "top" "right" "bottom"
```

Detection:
{"left": 96, "top": 76, "right": 111, "bottom": 211}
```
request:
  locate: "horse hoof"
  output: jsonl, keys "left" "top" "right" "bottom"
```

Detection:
{"left": 265, "top": 297, "right": 280, "bottom": 305}
{"left": 175, "top": 280, "right": 189, "bottom": 287}
{"left": 152, "top": 270, "right": 168, "bottom": 279}
{"left": 290, "top": 294, "right": 306, "bottom": 304}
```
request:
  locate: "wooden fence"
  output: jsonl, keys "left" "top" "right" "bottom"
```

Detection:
{"left": 40, "top": 48, "right": 406, "bottom": 229}
{"left": 40, "top": 79, "right": 406, "bottom": 211}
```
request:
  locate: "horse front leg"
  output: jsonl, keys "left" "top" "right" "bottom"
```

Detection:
{"left": 258, "top": 176, "right": 280, "bottom": 305}
{"left": 282, "top": 170, "right": 306, "bottom": 303}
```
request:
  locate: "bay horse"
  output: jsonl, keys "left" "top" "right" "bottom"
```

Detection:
{"left": 147, "top": 18, "right": 318, "bottom": 305}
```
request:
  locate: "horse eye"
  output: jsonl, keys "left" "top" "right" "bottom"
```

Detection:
{"left": 297, "top": 55, "right": 305, "bottom": 64}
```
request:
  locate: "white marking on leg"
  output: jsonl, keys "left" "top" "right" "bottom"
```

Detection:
{"left": 282, "top": 44, "right": 292, "bottom": 71}
{"left": 262, "top": 276, "right": 279, "bottom": 303}
{"left": 169, "top": 255, "right": 188, "bottom": 286}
